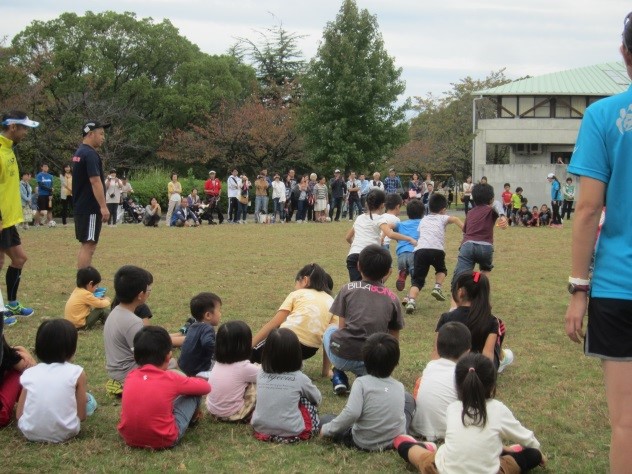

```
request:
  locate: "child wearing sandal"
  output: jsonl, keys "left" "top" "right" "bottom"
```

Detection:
{"left": 251, "top": 328, "right": 321, "bottom": 443}
{"left": 394, "top": 353, "right": 545, "bottom": 474}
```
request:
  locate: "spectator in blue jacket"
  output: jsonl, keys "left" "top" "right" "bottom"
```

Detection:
{"left": 171, "top": 197, "right": 200, "bottom": 227}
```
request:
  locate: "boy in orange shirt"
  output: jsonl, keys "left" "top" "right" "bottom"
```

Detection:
{"left": 64, "top": 266, "right": 111, "bottom": 329}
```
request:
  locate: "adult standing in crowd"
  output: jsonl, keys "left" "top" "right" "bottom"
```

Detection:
{"left": 346, "top": 172, "right": 362, "bottom": 221}
{"left": 105, "top": 169, "right": 122, "bottom": 227}
{"left": 462, "top": 176, "right": 473, "bottom": 215}
{"left": 307, "top": 173, "right": 318, "bottom": 222}
{"left": 284, "top": 169, "right": 297, "bottom": 223}
{"left": 165, "top": 173, "right": 182, "bottom": 227}
{"left": 59, "top": 164, "right": 73, "bottom": 227}
{"left": 408, "top": 172, "right": 425, "bottom": 200}
{"left": 237, "top": 174, "right": 251, "bottom": 224}
{"left": 203, "top": 171, "right": 223, "bottom": 224}
{"left": 547, "top": 173, "right": 563, "bottom": 228}
{"left": 561, "top": 177, "right": 575, "bottom": 221}
{"left": 36, "top": 163, "right": 53, "bottom": 226}
{"left": 329, "top": 169, "right": 347, "bottom": 222}
{"left": 227, "top": 169, "right": 241, "bottom": 224}
{"left": 565, "top": 13, "right": 632, "bottom": 471}
{"left": 120, "top": 176, "right": 133, "bottom": 201}
{"left": 384, "top": 168, "right": 402, "bottom": 195}
{"left": 72, "top": 120, "right": 110, "bottom": 269}
{"left": 370, "top": 171, "right": 384, "bottom": 190}
{"left": 271, "top": 173, "right": 286, "bottom": 223}
{"left": 0, "top": 111, "right": 39, "bottom": 319}
{"left": 254, "top": 172, "right": 269, "bottom": 223}
{"left": 359, "top": 173, "right": 370, "bottom": 209}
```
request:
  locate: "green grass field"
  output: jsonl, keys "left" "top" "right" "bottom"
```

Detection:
{"left": 0, "top": 217, "right": 608, "bottom": 473}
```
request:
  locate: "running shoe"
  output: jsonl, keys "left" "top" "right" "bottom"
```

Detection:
{"left": 396, "top": 269, "right": 408, "bottom": 291}
{"left": 5, "top": 301, "right": 34, "bottom": 317}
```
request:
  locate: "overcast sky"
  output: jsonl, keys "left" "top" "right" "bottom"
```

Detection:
{"left": 4, "top": 0, "right": 631, "bottom": 101}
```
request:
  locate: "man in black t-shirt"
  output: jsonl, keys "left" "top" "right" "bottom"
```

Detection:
{"left": 328, "top": 169, "right": 347, "bottom": 222}
{"left": 72, "top": 121, "right": 110, "bottom": 269}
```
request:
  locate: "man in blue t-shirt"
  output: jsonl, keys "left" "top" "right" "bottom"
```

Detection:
{"left": 72, "top": 120, "right": 110, "bottom": 269}
{"left": 35, "top": 164, "right": 54, "bottom": 226}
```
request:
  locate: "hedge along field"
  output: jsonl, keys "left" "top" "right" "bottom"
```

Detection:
{"left": 0, "top": 219, "right": 607, "bottom": 473}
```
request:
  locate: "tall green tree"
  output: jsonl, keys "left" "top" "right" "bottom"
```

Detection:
{"left": 299, "top": 0, "right": 409, "bottom": 173}
{"left": 391, "top": 69, "right": 512, "bottom": 180}
{"left": 4, "top": 11, "right": 255, "bottom": 171}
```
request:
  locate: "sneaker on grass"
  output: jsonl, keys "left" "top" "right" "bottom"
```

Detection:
{"left": 5, "top": 301, "right": 34, "bottom": 317}
{"left": 405, "top": 300, "right": 416, "bottom": 314}
{"left": 431, "top": 287, "right": 446, "bottom": 302}
{"left": 396, "top": 269, "right": 408, "bottom": 292}
{"left": 331, "top": 368, "right": 349, "bottom": 395}
{"left": 498, "top": 348, "right": 514, "bottom": 373}
{"left": 3, "top": 315, "right": 17, "bottom": 327}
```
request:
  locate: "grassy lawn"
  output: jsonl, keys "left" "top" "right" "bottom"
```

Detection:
{"left": 0, "top": 217, "right": 607, "bottom": 473}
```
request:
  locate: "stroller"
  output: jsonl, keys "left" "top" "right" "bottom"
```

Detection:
{"left": 122, "top": 197, "right": 145, "bottom": 223}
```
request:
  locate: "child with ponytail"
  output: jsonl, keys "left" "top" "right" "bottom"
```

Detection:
{"left": 434, "top": 272, "right": 513, "bottom": 372}
{"left": 394, "top": 353, "right": 545, "bottom": 473}
{"left": 345, "top": 189, "right": 416, "bottom": 281}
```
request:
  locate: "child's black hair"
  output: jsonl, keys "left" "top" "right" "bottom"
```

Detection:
{"left": 428, "top": 193, "right": 448, "bottom": 213}
{"left": 503, "top": 183, "right": 510, "bottom": 188}
{"left": 133, "top": 326, "right": 171, "bottom": 367}
{"left": 472, "top": 183, "right": 495, "bottom": 205}
{"left": 365, "top": 189, "right": 386, "bottom": 219}
{"left": 515, "top": 187, "right": 523, "bottom": 193}
{"left": 358, "top": 244, "right": 392, "bottom": 282}
{"left": 35, "top": 319, "right": 78, "bottom": 364}
{"left": 437, "top": 322, "right": 472, "bottom": 360}
{"left": 385, "top": 193, "right": 403, "bottom": 211}
{"left": 114, "top": 265, "right": 153, "bottom": 304}
{"left": 215, "top": 320, "right": 253, "bottom": 363}
{"left": 455, "top": 353, "right": 496, "bottom": 427}
{"left": 261, "top": 328, "right": 302, "bottom": 373}
{"left": 451, "top": 272, "right": 492, "bottom": 355}
{"left": 296, "top": 263, "right": 332, "bottom": 295}
{"left": 363, "top": 332, "right": 399, "bottom": 378}
{"left": 190, "top": 292, "right": 222, "bottom": 321}
{"left": 76, "top": 266, "right": 102, "bottom": 288}
{"left": 406, "top": 199, "right": 424, "bottom": 220}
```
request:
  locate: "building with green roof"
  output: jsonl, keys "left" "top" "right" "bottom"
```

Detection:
{"left": 472, "top": 62, "right": 629, "bottom": 208}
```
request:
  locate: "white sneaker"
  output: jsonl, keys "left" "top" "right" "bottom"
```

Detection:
{"left": 498, "top": 348, "right": 514, "bottom": 373}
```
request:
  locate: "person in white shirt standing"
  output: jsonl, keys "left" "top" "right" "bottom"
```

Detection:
{"left": 226, "top": 169, "right": 241, "bottom": 224}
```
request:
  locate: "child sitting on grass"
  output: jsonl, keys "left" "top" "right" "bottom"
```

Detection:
{"left": 395, "top": 199, "right": 424, "bottom": 296}
{"left": 320, "top": 333, "right": 414, "bottom": 451}
{"left": 539, "top": 204, "right": 552, "bottom": 227}
{"left": 395, "top": 354, "right": 545, "bottom": 473}
{"left": 405, "top": 194, "right": 464, "bottom": 313}
{"left": 323, "top": 245, "right": 404, "bottom": 395}
{"left": 64, "top": 266, "right": 111, "bottom": 329}
{"left": 17, "top": 319, "right": 96, "bottom": 443}
{"left": 178, "top": 292, "right": 222, "bottom": 378}
{"left": 517, "top": 205, "right": 532, "bottom": 227}
{"left": 410, "top": 322, "right": 471, "bottom": 441}
{"left": 528, "top": 206, "right": 540, "bottom": 227}
{"left": 206, "top": 321, "right": 260, "bottom": 422}
{"left": 251, "top": 328, "right": 321, "bottom": 443}
{"left": 118, "top": 326, "right": 210, "bottom": 449}
{"left": 103, "top": 265, "right": 153, "bottom": 397}
{"left": 251, "top": 263, "right": 335, "bottom": 376}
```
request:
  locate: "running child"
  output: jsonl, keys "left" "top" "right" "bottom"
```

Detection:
{"left": 320, "top": 333, "right": 414, "bottom": 451}
{"left": 394, "top": 353, "right": 545, "bottom": 473}
{"left": 380, "top": 193, "right": 403, "bottom": 250}
{"left": 405, "top": 194, "right": 464, "bottom": 313}
{"left": 17, "top": 319, "right": 96, "bottom": 442}
{"left": 395, "top": 199, "right": 424, "bottom": 295}
{"left": 206, "top": 321, "right": 260, "bottom": 422}
{"left": 251, "top": 328, "right": 321, "bottom": 443}
{"left": 345, "top": 189, "right": 416, "bottom": 282}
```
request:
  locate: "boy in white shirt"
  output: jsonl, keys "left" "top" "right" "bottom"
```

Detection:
{"left": 405, "top": 194, "right": 463, "bottom": 313}
{"left": 409, "top": 322, "right": 471, "bottom": 441}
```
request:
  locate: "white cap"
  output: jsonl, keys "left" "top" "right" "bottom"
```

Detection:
{"left": 334, "top": 169, "right": 341, "bottom": 173}
{"left": 2, "top": 117, "right": 39, "bottom": 128}
{"left": 547, "top": 173, "right": 555, "bottom": 179}
{"left": 209, "top": 170, "right": 216, "bottom": 174}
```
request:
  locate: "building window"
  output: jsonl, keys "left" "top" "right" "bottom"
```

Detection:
{"left": 550, "top": 152, "right": 572, "bottom": 164}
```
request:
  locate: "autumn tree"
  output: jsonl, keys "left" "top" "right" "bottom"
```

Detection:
{"left": 299, "top": 0, "right": 409, "bottom": 173}
{"left": 391, "top": 69, "right": 512, "bottom": 180}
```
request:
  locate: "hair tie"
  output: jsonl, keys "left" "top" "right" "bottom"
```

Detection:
{"left": 468, "top": 367, "right": 475, "bottom": 373}
{"left": 473, "top": 272, "right": 481, "bottom": 283}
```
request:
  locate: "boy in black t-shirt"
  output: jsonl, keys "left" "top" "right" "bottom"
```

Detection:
{"left": 323, "top": 245, "right": 404, "bottom": 395}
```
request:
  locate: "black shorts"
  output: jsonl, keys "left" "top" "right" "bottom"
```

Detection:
{"left": 74, "top": 213, "right": 102, "bottom": 243}
{"left": 411, "top": 248, "right": 447, "bottom": 289}
{"left": 586, "top": 297, "right": 632, "bottom": 360}
{"left": 37, "top": 195, "right": 52, "bottom": 211}
{"left": 0, "top": 226, "right": 21, "bottom": 250}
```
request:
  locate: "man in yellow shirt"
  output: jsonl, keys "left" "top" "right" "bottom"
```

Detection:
{"left": 0, "top": 111, "right": 39, "bottom": 323}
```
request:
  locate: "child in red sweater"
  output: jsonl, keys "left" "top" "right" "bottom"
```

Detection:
{"left": 118, "top": 326, "right": 210, "bottom": 449}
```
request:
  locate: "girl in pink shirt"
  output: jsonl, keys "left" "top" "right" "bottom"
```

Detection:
{"left": 206, "top": 321, "right": 260, "bottom": 421}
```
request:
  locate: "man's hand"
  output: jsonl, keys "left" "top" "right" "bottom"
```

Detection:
{"left": 100, "top": 206, "right": 110, "bottom": 223}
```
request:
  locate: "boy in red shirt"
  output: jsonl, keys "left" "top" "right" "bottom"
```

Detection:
{"left": 118, "top": 326, "right": 210, "bottom": 449}
{"left": 501, "top": 183, "right": 513, "bottom": 218}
